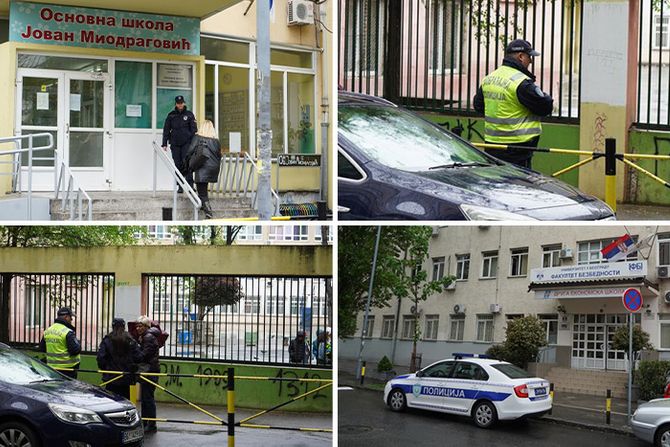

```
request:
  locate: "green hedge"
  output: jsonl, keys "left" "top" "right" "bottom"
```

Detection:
{"left": 638, "top": 360, "right": 670, "bottom": 401}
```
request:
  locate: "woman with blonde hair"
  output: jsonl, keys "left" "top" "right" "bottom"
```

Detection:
{"left": 185, "top": 119, "right": 222, "bottom": 218}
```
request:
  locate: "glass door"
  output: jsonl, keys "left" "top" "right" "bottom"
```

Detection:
{"left": 16, "top": 70, "right": 62, "bottom": 191}
{"left": 65, "top": 72, "right": 110, "bottom": 190}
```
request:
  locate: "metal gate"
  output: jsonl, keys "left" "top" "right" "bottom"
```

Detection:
{"left": 0, "top": 273, "right": 115, "bottom": 353}
{"left": 144, "top": 274, "right": 333, "bottom": 368}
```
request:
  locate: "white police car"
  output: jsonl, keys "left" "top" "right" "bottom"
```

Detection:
{"left": 383, "top": 354, "right": 552, "bottom": 428}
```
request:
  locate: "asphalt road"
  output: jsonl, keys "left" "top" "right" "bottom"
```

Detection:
{"left": 338, "top": 388, "right": 648, "bottom": 447}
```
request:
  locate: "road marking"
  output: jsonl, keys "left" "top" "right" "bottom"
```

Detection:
{"left": 339, "top": 387, "right": 354, "bottom": 391}
{"left": 553, "top": 402, "right": 628, "bottom": 416}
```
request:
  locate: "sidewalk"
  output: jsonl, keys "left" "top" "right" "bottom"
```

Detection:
{"left": 338, "top": 369, "right": 637, "bottom": 435}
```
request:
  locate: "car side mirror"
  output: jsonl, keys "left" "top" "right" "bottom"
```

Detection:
{"left": 416, "top": 370, "right": 424, "bottom": 378}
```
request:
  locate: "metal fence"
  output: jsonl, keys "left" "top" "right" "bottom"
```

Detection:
{"left": 145, "top": 274, "right": 333, "bottom": 368}
{"left": 636, "top": 0, "right": 670, "bottom": 128}
{"left": 0, "top": 273, "right": 115, "bottom": 353}
{"left": 339, "top": 0, "right": 582, "bottom": 119}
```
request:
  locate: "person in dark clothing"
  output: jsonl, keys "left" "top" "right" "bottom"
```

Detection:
{"left": 161, "top": 95, "right": 197, "bottom": 193}
{"left": 96, "top": 318, "right": 143, "bottom": 400}
{"left": 39, "top": 307, "right": 81, "bottom": 379}
{"left": 185, "top": 119, "right": 222, "bottom": 219}
{"left": 473, "top": 39, "right": 554, "bottom": 169}
{"left": 288, "top": 331, "right": 310, "bottom": 365}
{"left": 136, "top": 315, "right": 161, "bottom": 433}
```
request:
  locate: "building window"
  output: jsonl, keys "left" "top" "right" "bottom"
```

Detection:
{"left": 402, "top": 315, "right": 416, "bottom": 339}
{"left": 428, "top": 0, "right": 461, "bottom": 72}
{"left": 481, "top": 251, "right": 498, "bottom": 278}
{"left": 578, "top": 238, "right": 638, "bottom": 265}
{"left": 314, "top": 226, "right": 333, "bottom": 243}
{"left": 238, "top": 226, "right": 263, "bottom": 241}
{"left": 381, "top": 315, "right": 396, "bottom": 339}
{"left": 269, "top": 225, "right": 309, "bottom": 241}
{"left": 24, "top": 285, "right": 45, "bottom": 327}
{"left": 456, "top": 254, "right": 470, "bottom": 280}
{"left": 290, "top": 296, "right": 304, "bottom": 315}
{"left": 432, "top": 257, "right": 445, "bottom": 281}
{"left": 344, "top": 0, "right": 386, "bottom": 74}
{"left": 244, "top": 296, "right": 260, "bottom": 314}
{"left": 363, "top": 316, "right": 375, "bottom": 338}
{"left": 425, "top": 315, "right": 439, "bottom": 340}
{"left": 265, "top": 296, "right": 285, "bottom": 315}
{"left": 510, "top": 248, "right": 529, "bottom": 277}
{"left": 506, "top": 314, "right": 524, "bottom": 321}
{"left": 449, "top": 314, "right": 465, "bottom": 340}
{"left": 656, "top": 16, "right": 670, "bottom": 48}
{"left": 661, "top": 314, "right": 670, "bottom": 349}
{"left": 659, "top": 235, "right": 670, "bottom": 265}
{"left": 147, "top": 225, "right": 172, "bottom": 240}
{"left": 476, "top": 314, "right": 494, "bottom": 342}
{"left": 539, "top": 314, "right": 559, "bottom": 345}
{"left": 542, "top": 244, "right": 562, "bottom": 268}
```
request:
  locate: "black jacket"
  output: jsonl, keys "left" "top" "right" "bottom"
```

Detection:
{"left": 473, "top": 57, "right": 554, "bottom": 117}
{"left": 97, "top": 332, "right": 143, "bottom": 385}
{"left": 139, "top": 327, "right": 161, "bottom": 373}
{"left": 162, "top": 106, "right": 197, "bottom": 147}
{"left": 186, "top": 135, "right": 222, "bottom": 183}
{"left": 39, "top": 318, "right": 81, "bottom": 358}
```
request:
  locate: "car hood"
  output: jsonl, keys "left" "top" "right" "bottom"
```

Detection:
{"left": 369, "top": 162, "right": 613, "bottom": 220}
{"left": 640, "top": 398, "right": 670, "bottom": 409}
{"left": 19, "top": 379, "right": 133, "bottom": 413}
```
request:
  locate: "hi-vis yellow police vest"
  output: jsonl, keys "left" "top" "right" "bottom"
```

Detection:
{"left": 481, "top": 65, "right": 542, "bottom": 144}
{"left": 44, "top": 323, "right": 80, "bottom": 368}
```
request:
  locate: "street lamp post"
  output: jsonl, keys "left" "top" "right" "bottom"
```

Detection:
{"left": 256, "top": 0, "right": 273, "bottom": 220}
{"left": 356, "top": 226, "right": 382, "bottom": 379}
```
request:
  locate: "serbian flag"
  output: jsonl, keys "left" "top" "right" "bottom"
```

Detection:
{"left": 601, "top": 234, "right": 635, "bottom": 262}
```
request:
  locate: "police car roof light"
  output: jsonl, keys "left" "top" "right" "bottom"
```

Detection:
{"left": 452, "top": 353, "right": 489, "bottom": 360}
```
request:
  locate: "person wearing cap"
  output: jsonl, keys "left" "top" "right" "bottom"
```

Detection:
{"left": 288, "top": 331, "right": 310, "bottom": 365}
{"left": 473, "top": 39, "right": 554, "bottom": 169}
{"left": 39, "top": 307, "right": 82, "bottom": 379}
{"left": 161, "top": 95, "right": 197, "bottom": 192}
{"left": 96, "top": 318, "right": 143, "bottom": 399}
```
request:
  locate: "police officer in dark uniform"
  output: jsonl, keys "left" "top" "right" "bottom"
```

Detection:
{"left": 161, "top": 95, "right": 197, "bottom": 192}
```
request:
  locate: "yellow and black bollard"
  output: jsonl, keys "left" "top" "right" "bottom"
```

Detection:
{"left": 604, "top": 138, "right": 617, "bottom": 212}
{"left": 549, "top": 383, "right": 554, "bottom": 415}
{"left": 360, "top": 361, "right": 366, "bottom": 386}
{"left": 606, "top": 389, "right": 612, "bottom": 425}
{"left": 227, "top": 367, "right": 235, "bottom": 447}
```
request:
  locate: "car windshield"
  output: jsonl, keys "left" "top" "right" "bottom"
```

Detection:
{"left": 0, "top": 347, "right": 65, "bottom": 385}
{"left": 338, "top": 104, "right": 495, "bottom": 172}
{"left": 491, "top": 363, "right": 533, "bottom": 379}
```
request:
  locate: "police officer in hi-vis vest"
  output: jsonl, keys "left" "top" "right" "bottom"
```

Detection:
{"left": 39, "top": 307, "right": 81, "bottom": 379}
{"left": 473, "top": 39, "right": 554, "bottom": 169}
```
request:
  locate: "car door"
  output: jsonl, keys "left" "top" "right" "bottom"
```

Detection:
{"left": 408, "top": 361, "right": 456, "bottom": 411}
{"left": 337, "top": 148, "right": 372, "bottom": 220}
{"left": 446, "top": 362, "right": 490, "bottom": 414}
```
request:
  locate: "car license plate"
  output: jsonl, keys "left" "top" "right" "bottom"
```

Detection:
{"left": 534, "top": 387, "right": 547, "bottom": 396}
{"left": 122, "top": 427, "right": 143, "bottom": 444}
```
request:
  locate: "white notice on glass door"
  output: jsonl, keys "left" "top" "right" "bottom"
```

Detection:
{"left": 126, "top": 105, "right": 142, "bottom": 117}
{"left": 229, "top": 132, "right": 241, "bottom": 152}
{"left": 70, "top": 94, "right": 81, "bottom": 112}
{"left": 36, "top": 92, "right": 49, "bottom": 110}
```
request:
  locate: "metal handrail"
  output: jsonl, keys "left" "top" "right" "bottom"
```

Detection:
{"left": 54, "top": 153, "right": 93, "bottom": 221}
{"left": 0, "top": 133, "right": 55, "bottom": 220}
{"left": 152, "top": 142, "right": 201, "bottom": 221}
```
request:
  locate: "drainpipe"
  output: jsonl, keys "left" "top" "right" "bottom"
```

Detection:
{"left": 315, "top": 2, "right": 329, "bottom": 214}
{"left": 256, "top": 0, "right": 273, "bottom": 220}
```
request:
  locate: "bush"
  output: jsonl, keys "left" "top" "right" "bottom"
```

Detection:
{"left": 377, "top": 355, "right": 393, "bottom": 373}
{"left": 485, "top": 344, "right": 509, "bottom": 362}
{"left": 638, "top": 360, "right": 670, "bottom": 401}
{"left": 485, "top": 316, "right": 546, "bottom": 369}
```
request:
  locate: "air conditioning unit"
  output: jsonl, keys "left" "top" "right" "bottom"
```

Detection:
{"left": 288, "top": 0, "right": 314, "bottom": 26}
{"left": 445, "top": 281, "right": 456, "bottom": 291}
{"left": 659, "top": 266, "right": 670, "bottom": 279}
{"left": 559, "top": 248, "right": 573, "bottom": 259}
{"left": 490, "top": 304, "right": 502, "bottom": 314}
{"left": 664, "top": 291, "right": 670, "bottom": 304}
{"left": 453, "top": 304, "right": 466, "bottom": 314}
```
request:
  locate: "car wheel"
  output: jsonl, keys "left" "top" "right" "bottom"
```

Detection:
{"left": 655, "top": 424, "right": 670, "bottom": 447}
{"left": 0, "top": 421, "right": 40, "bottom": 447}
{"left": 472, "top": 401, "right": 498, "bottom": 429}
{"left": 387, "top": 389, "right": 407, "bottom": 412}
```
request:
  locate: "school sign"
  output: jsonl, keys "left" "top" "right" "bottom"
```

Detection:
{"left": 9, "top": 1, "right": 200, "bottom": 55}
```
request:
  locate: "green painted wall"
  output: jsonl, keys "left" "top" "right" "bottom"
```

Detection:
{"left": 628, "top": 129, "right": 670, "bottom": 206}
{"left": 418, "top": 113, "right": 581, "bottom": 187}
{"left": 25, "top": 353, "right": 332, "bottom": 413}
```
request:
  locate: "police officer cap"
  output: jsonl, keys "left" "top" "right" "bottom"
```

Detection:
{"left": 112, "top": 317, "right": 126, "bottom": 328}
{"left": 57, "top": 307, "right": 76, "bottom": 317}
{"left": 175, "top": 95, "right": 185, "bottom": 103}
{"left": 505, "top": 39, "right": 541, "bottom": 57}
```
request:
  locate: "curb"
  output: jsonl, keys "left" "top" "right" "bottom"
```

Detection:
{"left": 539, "top": 415, "right": 634, "bottom": 437}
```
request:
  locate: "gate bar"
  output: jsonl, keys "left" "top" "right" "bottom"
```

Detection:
{"left": 237, "top": 382, "right": 333, "bottom": 425}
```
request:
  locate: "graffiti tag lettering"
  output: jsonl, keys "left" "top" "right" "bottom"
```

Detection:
{"left": 436, "top": 118, "right": 484, "bottom": 141}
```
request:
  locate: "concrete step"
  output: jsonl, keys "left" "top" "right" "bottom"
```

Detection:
{"left": 546, "top": 367, "right": 628, "bottom": 398}
{"left": 49, "top": 191, "right": 256, "bottom": 221}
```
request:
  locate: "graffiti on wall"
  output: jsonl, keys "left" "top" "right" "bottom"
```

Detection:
{"left": 593, "top": 112, "right": 608, "bottom": 150}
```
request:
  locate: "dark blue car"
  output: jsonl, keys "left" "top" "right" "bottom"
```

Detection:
{"left": 0, "top": 343, "right": 143, "bottom": 447}
{"left": 338, "top": 92, "right": 615, "bottom": 220}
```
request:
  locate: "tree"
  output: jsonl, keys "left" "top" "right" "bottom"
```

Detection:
{"left": 0, "top": 226, "right": 143, "bottom": 247}
{"left": 192, "top": 276, "right": 244, "bottom": 320}
{"left": 172, "top": 226, "right": 242, "bottom": 245}
{"left": 486, "top": 316, "right": 547, "bottom": 369}
{"left": 611, "top": 324, "right": 653, "bottom": 361}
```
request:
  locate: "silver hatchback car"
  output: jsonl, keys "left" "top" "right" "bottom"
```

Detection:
{"left": 632, "top": 399, "right": 670, "bottom": 446}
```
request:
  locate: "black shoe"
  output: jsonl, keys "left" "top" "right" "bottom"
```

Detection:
{"left": 144, "top": 423, "right": 157, "bottom": 433}
{"left": 177, "top": 186, "right": 184, "bottom": 194}
{"left": 201, "top": 201, "right": 214, "bottom": 219}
